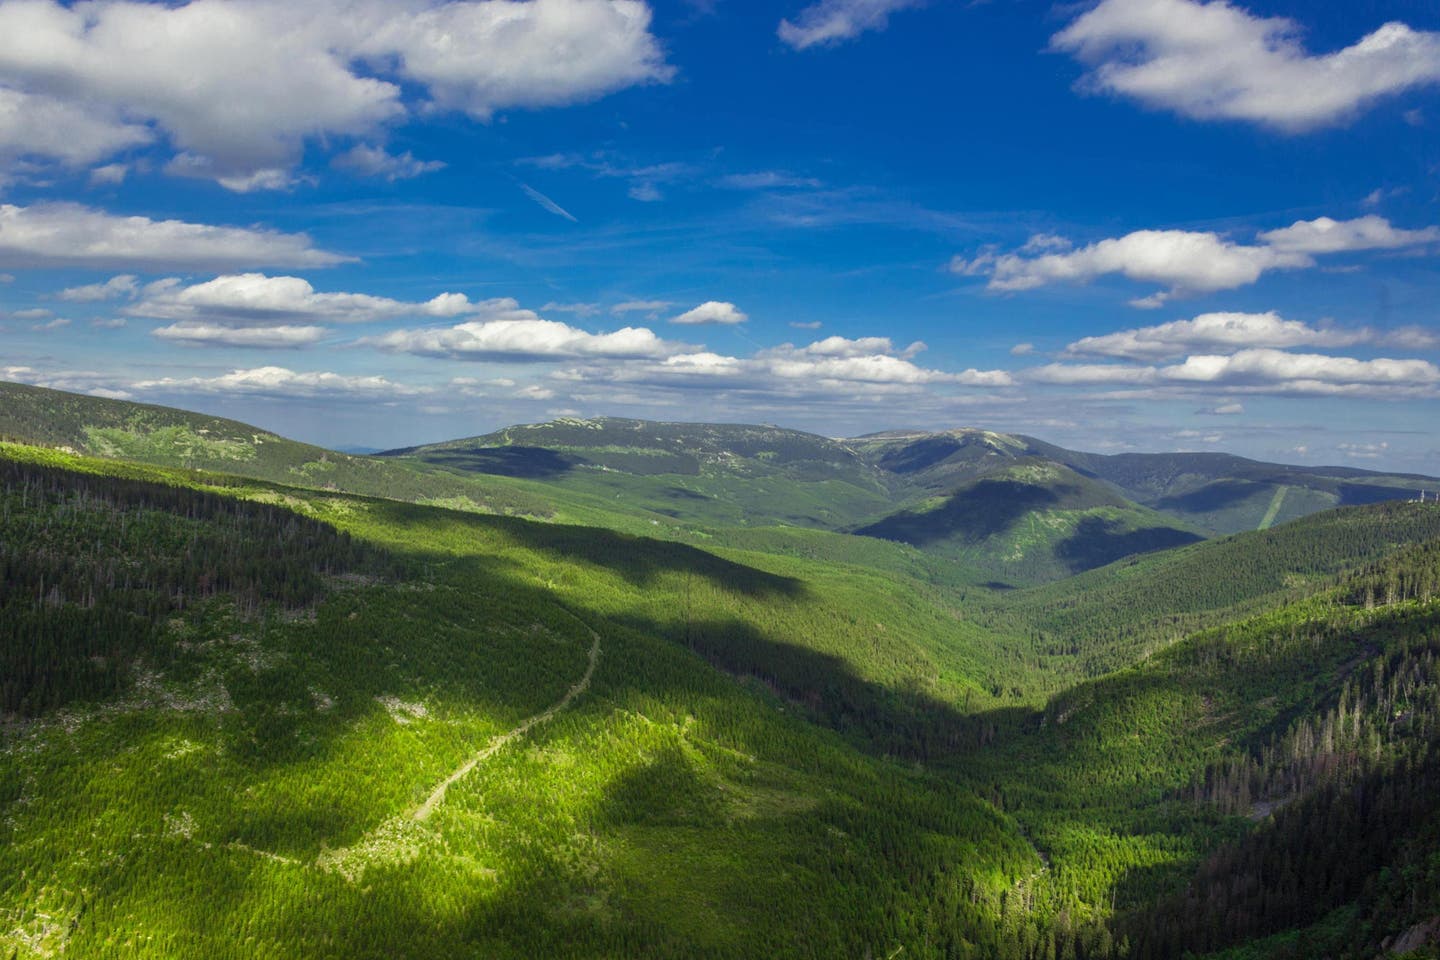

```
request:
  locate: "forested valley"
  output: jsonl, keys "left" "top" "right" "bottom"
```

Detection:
{"left": 3, "top": 401, "right": 1440, "bottom": 959}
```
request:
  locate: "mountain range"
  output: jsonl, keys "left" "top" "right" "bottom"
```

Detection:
{"left": 3, "top": 378, "right": 1440, "bottom": 959}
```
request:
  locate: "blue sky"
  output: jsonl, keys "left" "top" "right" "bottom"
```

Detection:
{"left": 1, "top": 0, "right": 1438, "bottom": 471}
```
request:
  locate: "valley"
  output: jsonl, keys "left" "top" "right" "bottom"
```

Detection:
{"left": 2, "top": 382, "right": 1439, "bottom": 959}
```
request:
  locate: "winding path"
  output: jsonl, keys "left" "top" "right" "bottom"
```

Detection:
{"left": 413, "top": 613, "right": 601, "bottom": 821}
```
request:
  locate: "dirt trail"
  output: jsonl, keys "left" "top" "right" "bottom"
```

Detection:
{"left": 413, "top": 615, "right": 601, "bottom": 821}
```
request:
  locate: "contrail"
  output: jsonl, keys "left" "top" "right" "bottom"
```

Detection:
{"left": 519, "top": 182, "right": 578, "bottom": 223}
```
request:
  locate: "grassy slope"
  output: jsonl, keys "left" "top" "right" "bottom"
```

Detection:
{"left": 0, "top": 444, "right": 1048, "bottom": 959}
{"left": 0, "top": 381, "right": 737, "bottom": 537}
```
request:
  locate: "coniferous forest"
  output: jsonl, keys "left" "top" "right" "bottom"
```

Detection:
{"left": 3, "top": 393, "right": 1440, "bottom": 959}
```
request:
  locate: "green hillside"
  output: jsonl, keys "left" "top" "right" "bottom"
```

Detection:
{"left": 7, "top": 442, "right": 1440, "bottom": 958}
{"left": 0, "top": 443, "right": 1050, "bottom": 959}
{"left": 381, "top": 416, "right": 895, "bottom": 530}
{"left": 7, "top": 387, "right": 1440, "bottom": 959}
{"left": 850, "top": 428, "right": 1431, "bottom": 535}
{"left": 853, "top": 460, "right": 1204, "bottom": 584}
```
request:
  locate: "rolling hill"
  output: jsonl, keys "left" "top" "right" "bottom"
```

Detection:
{"left": 6, "top": 380, "right": 1432, "bottom": 586}
{"left": 849, "top": 427, "right": 1434, "bottom": 535}
{"left": 5, "top": 432, "right": 1440, "bottom": 958}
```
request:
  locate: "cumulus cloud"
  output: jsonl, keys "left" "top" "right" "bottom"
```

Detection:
{"left": 953, "top": 216, "right": 1437, "bottom": 305}
{"left": 1163, "top": 349, "right": 1440, "bottom": 388}
{"left": 554, "top": 335, "right": 1014, "bottom": 399}
{"left": 0, "top": 0, "right": 671, "bottom": 187}
{"left": 129, "top": 273, "right": 477, "bottom": 326}
{"left": 372, "top": 305, "right": 689, "bottom": 362}
{"left": 1053, "top": 0, "right": 1440, "bottom": 130}
{"left": 1063, "top": 311, "right": 1372, "bottom": 360}
{"left": 1258, "top": 215, "right": 1440, "bottom": 254}
{"left": 1029, "top": 348, "right": 1440, "bottom": 397}
{"left": 671, "top": 301, "right": 748, "bottom": 325}
{"left": 331, "top": 144, "right": 445, "bottom": 181}
{"left": 0, "top": 203, "right": 348, "bottom": 271}
{"left": 0, "top": 88, "right": 151, "bottom": 176}
{"left": 132, "top": 366, "right": 429, "bottom": 400}
{"left": 57, "top": 275, "right": 138, "bottom": 302}
{"left": 779, "top": 0, "right": 923, "bottom": 50}
{"left": 797, "top": 335, "right": 925, "bottom": 359}
{"left": 127, "top": 274, "right": 508, "bottom": 348}
{"left": 954, "top": 229, "right": 1310, "bottom": 305}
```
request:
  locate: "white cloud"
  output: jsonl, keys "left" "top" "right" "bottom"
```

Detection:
{"left": 1063, "top": 311, "right": 1371, "bottom": 360}
{"left": 1, "top": 364, "right": 135, "bottom": 398}
{"left": 954, "top": 229, "right": 1311, "bottom": 304}
{"left": 790, "top": 320, "right": 823, "bottom": 330}
{"left": 672, "top": 301, "right": 748, "bottom": 325}
{"left": 954, "top": 216, "right": 1437, "bottom": 305}
{"left": 1010, "top": 342, "right": 1035, "bottom": 356}
{"left": 0, "top": 88, "right": 150, "bottom": 175}
{"left": 1162, "top": 349, "right": 1440, "bottom": 387}
{"left": 151, "top": 322, "right": 329, "bottom": 347}
{"left": 31, "top": 316, "right": 70, "bottom": 331}
{"left": 332, "top": 144, "right": 445, "bottom": 181}
{"left": 1030, "top": 348, "right": 1440, "bottom": 395}
{"left": 1053, "top": 0, "right": 1440, "bottom": 130}
{"left": 0, "top": 0, "right": 671, "bottom": 187}
{"left": 128, "top": 273, "right": 478, "bottom": 327}
{"left": 797, "top": 335, "right": 925, "bottom": 359}
{"left": 1379, "top": 326, "right": 1440, "bottom": 350}
{"left": 133, "top": 366, "right": 429, "bottom": 400}
{"left": 1206, "top": 402, "right": 1245, "bottom": 415}
{"left": 88, "top": 163, "right": 128, "bottom": 186}
{"left": 372, "top": 307, "right": 689, "bottom": 362}
{"left": 57, "top": 274, "right": 138, "bottom": 302}
{"left": 779, "top": 0, "right": 923, "bottom": 50}
{"left": 1258, "top": 215, "right": 1440, "bottom": 254}
{"left": 555, "top": 335, "right": 1014, "bottom": 397}
{"left": 0, "top": 203, "right": 349, "bottom": 271}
